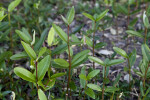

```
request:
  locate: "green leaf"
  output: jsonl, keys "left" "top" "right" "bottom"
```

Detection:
{"left": 143, "top": 11, "right": 150, "bottom": 29}
{"left": 13, "top": 15, "right": 26, "bottom": 25}
{"left": 128, "top": 0, "right": 135, "bottom": 5}
{"left": 16, "top": 30, "right": 32, "bottom": 44}
{"left": 96, "top": 9, "right": 109, "bottom": 21}
{"left": 145, "top": 87, "right": 150, "bottom": 97}
{"left": 69, "top": 81, "right": 77, "bottom": 91}
{"left": 113, "top": 73, "right": 121, "bottom": 86}
{"left": 71, "top": 34, "right": 80, "bottom": 42}
{"left": 117, "top": 4, "right": 128, "bottom": 15}
{"left": 83, "top": 13, "right": 95, "bottom": 21}
{"left": 22, "top": 28, "right": 32, "bottom": 40}
{"left": 67, "top": 6, "right": 75, "bottom": 24}
{"left": 140, "top": 82, "right": 144, "bottom": 96}
{"left": 52, "top": 24, "right": 68, "bottom": 43}
{"left": 85, "top": 88, "right": 95, "bottom": 99}
{"left": 141, "top": 44, "right": 150, "bottom": 62}
{"left": 95, "top": 42, "right": 107, "bottom": 49}
{"left": 52, "top": 59, "right": 69, "bottom": 69}
{"left": 71, "top": 50, "right": 90, "bottom": 68}
{"left": 87, "top": 83, "right": 101, "bottom": 91}
{"left": 66, "top": 47, "right": 73, "bottom": 56}
{"left": 21, "top": 41, "right": 36, "bottom": 60}
{"left": 52, "top": 43, "right": 67, "bottom": 55}
{"left": 79, "top": 74, "right": 87, "bottom": 80}
{"left": 61, "top": 15, "right": 69, "bottom": 25}
{"left": 126, "top": 30, "right": 144, "bottom": 38}
{"left": 37, "top": 55, "right": 51, "bottom": 81}
{"left": 105, "top": 86, "right": 119, "bottom": 92}
{"left": 87, "top": 70, "right": 100, "bottom": 80}
{"left": 34, "top": 28, "right": 49, "bottom": 51}
{"left": 39, "top": 79, "right": 55, "bottom": 91}
{"left": 45, "top": 79, "right": 55, "bottom": 90}
{"left": 10, "top": 51, "right": 28, "bottom": 60}
{"left": 129, "top": 49, "right": 136, "bottom": 67}
{"left": 37, "top": 47, "right": 47, "bottom": 60}
{"left": 80, "top": 66, "right": 86, "bottom": 88}
{"left": 14, "top": 67, "right": 36, "bottom": 83}
{"left": 85, "top": 36, "right": 93, "bottom": 47}
{"left": 108, "top": 59, "right": 125, "bottom": 66}
{"left": 8, "top": 0, "right": 21, "bottom": 12}
{"left": 0, "top": 51, "right": 12, "bottom": 62}
{"left": 38, "top": 89, "right": 47, "bottom": 100}
{"left": 88, "top": 56, "right": 105, "bottom": 66}
{"left": 47, "top": 27, "right": 55, "bottom": 46}
{"left": 71, "top": 24, "right": 83, "bottom": 34}
{"left": 54, "top": 58, "right": 69, "bottom": 68}
{"left": 0, "top": 9, "right": 7, "bottom": 22}
{"left": 51, "top": 73, "right": 66, "bottom": 79}
{"left": 113, "top": 47, "right": 128, "bottom": 58}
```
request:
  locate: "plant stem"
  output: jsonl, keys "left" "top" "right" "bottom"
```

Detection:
{"left": 35, "top": 61, "right": 39, "bottom": 100}
{"left": 8, "top": 12, "right": 13, "bottom": 50}
{"left": 143, "top": 63, "right": 150, "bottom": 88}
{"left": 66, "top": 25, "right": 72, "bottom": 98}
{"left": 93, "top": 21, "right": 96, "bottom": 69}
{"left": 102, "top": 65, "right": 107, "bottom": 100}
{"left": 127, "top": 58, "right": 131, "bottom": 90}
{"left": 84, "top": 80, "right": 87, "bottom": 100}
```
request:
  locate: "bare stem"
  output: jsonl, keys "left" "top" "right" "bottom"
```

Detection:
{"left": 93, "top": 21, "right": 96, "bottom": 69}
{"left": 66, "top": 25, "right": 72, "bottom": 98}
{"left": 102, "top": 66, "right": 107, "bottom": 100}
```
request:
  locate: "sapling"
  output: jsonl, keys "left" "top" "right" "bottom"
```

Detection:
{"left": 12, "top": 29, "right": 66, "bottom": 100}
{"left": 89, "top": 56, "right": 125, "bottom": 100}
{"left": 54, "top": 6, "right": 75, "bottom": 98}
{"left": 82, "top": 9, "right": 109, "bottom": 69}
{"left": 52, "top": 6, "right": 90, "bottom": 99}
{"left": 79, "top": 66, "right": 100, "bottom": 99}
{"left": 133, "top": 44, "right": 150, "bottom": 100}
{"left": 126, "top": 11, "right": 150, "bottom": 44}
{"left": 134, "top": 44, "right": 150, "bottom": 88}
{"left": 113, "top": 47, "right": 137, "bottom": 91}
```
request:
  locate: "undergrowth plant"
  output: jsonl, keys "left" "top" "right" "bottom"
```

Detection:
{"left": 82, "top": 9, "right": 109, "bottom": 69}
{"left": 89, "top": 56, "right": 125, "bottom": 100}
{"left": 12, "top": 29, "right": 66, "bottom": 99}
{"left": 113, "top": 47, "right": 136, "bottom": 90}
